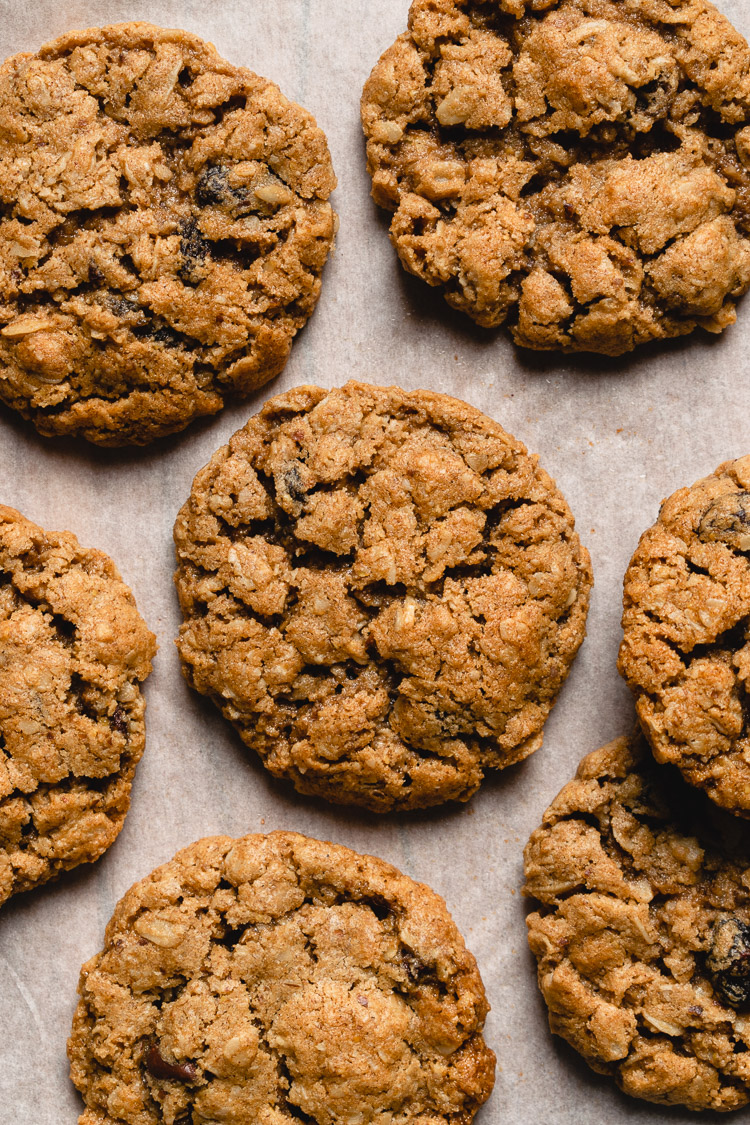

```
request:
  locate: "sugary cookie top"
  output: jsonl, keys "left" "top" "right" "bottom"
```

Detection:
{"left": 0, "top": 22, "right": 336, "bottom": 444}
{"left": 69, "top": 830, "right": 495, "bottom": 1125}
{"left": 174, "top": 381, "right": 592, "bottom": 812}
{"left": 362, "top": 0, "right": 750, "bottom": 355}
{"left": 525, "top": 734, "right": 750, "bottom": 1112}
{"left": 620, "top": 455, "right": 750, "bottom": 815}
{"left": 0, "top": 505, "right": 155, "bottom": 905}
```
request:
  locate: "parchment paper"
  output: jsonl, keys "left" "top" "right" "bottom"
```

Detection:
{"left": 2, "top": 1, "right": 749, "bottom": 1121}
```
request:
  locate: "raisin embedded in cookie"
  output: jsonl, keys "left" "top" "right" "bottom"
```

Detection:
{"left": 174, "top": 380, "right": 592, "bottom": 812}
{"left": 619, "top": 455, "right": 750, "bottom": 816}
{"left": 68, "top": 830, "right": 495, "bottom": 1125}
{"left": 524, "top": 733, "right": 750, "bottom": 1112}
{"left": 0, "top": 505, "right": 156, "bottom": 905}
{"left": 362, "top": 0, "right": 750, "bottom": 356}
{"left": 0, "top": 23, "right": 336, "bottom": 446}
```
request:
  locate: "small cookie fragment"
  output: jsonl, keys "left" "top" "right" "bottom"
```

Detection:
{"left": 362, "top": 0, "right": 750, "bottom": 355}
{"left": 619, "top": 455, "right": 750, "bottom": 815}
{"left": 0, "top": 505, "right": 156, "bottom": 905}
{"left": 68, "top": 830, "right": 495, "bottom": 1125}
{"left": 0, "top": 22, "right": 336, "bottom": 445}
{"left": 524, "top": 734, "right": 750, "bottom": 1112}
{"left": 173, "top": 381, "right": 592, "bottom": 812}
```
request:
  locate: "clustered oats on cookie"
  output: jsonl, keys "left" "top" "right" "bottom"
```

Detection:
{"left": 173, "top": 380, "right": 592, "bottom": 812}
{"left": 525, "top": 734, "right": 750, "bottom": 1113}
{"left": 619, "top": 455, "right": 750, "bottom": 817}
{"left": 0, "top": 504, "right": 155, "bottom": 906}
{"left": 0, "top": 22, "right": 336, "bottom": 445}
{"left": 68, "top": 830, "right": 495, "bottom": 1125}
{"left": 362, "top": 0, "right": 750, "bottom": 355}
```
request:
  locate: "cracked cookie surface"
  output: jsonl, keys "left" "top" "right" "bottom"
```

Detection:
{"left": 0, "top": 22, "right": 336, "bottom": 445}
{"left": 524, "top": 734, "right": 750, "bottom": 1112}
{"left": 0, "top": 505, "right": 156, "bottom": 906}
{"left": 619, "top": 455, "right": 750, "bottom": 815}
{"left": 173, "top": 381, "right": 592, "bottom": 812}
{"left": 68, "top": 830, "right": 495, "bottom": 1125}
{"left": 362, "top": 0, "right": 750, "bottom": 356}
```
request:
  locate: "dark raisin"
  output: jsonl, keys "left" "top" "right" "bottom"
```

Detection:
{"left": 402, "top": 950, "right": 424, "bottom": 982}
{"left": 282, "top": 465, "right": 307, "bottom": 504}
{"left": 132, "top": 322, "right": 183, "bottom": 348}
{"left": 707, "top": 918, "right": 750, "bottom": 1008}
{"left": 144, "top": 1044, "right": 199, "bottom": 1084}
{"left": 103, "top": 293, "right": 143, "bottom": 321}
{"left": 698, "top": 492, "right": 750, "bottom": 551}
{"left": 196, "top": 165, "right": 245, "bottom": 209}
{"left": 110, "top": 707, "right": 128, "bottom": 736}
{"left": 179, "top": 219, "right": 211, "bottom": 285}
{"left": 88, "top": 262, "right": 104, "bottom": 284}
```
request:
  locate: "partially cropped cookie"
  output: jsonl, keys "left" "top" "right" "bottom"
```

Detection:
{"left": 362, "top": 0, "right": 750, "bottom": 356}
{"left": 174, "top": 381, "right": 592, "bottom": 812}
{"left": 0, "top": 23, "right": 336, "bottom": 445}
{"left": 68, "top": 830, "right": 495, "bottom": 1125}
{"left": 525, "top": 734, "right": 750, "bottom": 1112}
{"left": 619, "top": 455, "right": 750, "bottom": 816}
{"left": 0, "top": 506, "right": 155, "bottom": 905}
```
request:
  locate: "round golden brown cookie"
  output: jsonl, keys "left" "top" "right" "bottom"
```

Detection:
{"left": 524, "top": 733, "right": 750, "bottom": 1112}
{"left": 68, "top": 830, "right": 495, "bottom": 1125}
{"left": 362, "top": 0, "right": 750, "bottom": 356}
{"left": 0, "top": 505, "right": 156, "bottom": 906}
{"left": 173, "top": 380, "right": 592, "bottom": 812}
{"left": 0, "top": 23, "right": 336, "bottom": 446}
{"left": 619, "top": 455, "right": 750, "bottom": 816}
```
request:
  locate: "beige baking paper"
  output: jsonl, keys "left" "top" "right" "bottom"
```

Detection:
{"left": 1, "top": 1, "right": 748, "bottom": 1121}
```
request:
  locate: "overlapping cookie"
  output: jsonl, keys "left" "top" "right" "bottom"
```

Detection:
{"left": 68, "top": 830, "right": 495, "bottom": 1125}
{"left": 174, "top": 381, "right": 592, "bottom": 811}
{"left": 362, "top": 0, "right": 750, "bottom": 355}
{"left": 0, "top": 505, "right": 155, "bottom": 905}
{"left": 620, "top": 455, "right": 750, "bottom": 815}
{"left": 0, "top": 22, "right": 336, "bottom": 445}
{"left": 525, "top": 733, "right": 750, "bottom": 1112}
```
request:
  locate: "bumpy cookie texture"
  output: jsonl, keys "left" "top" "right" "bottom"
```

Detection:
{"left": 362, "top": 0, "right": 750, "bottom": 356}
{"left": 68, "top": 830, "right": 495, "bottom": 1125}
{"left": 524, "top": 734, "right": 750, "bottom": 1112}
{"left": 0, "top": 23, "right": 336, "bottom": 445}
{"left": 0, "top": 506, "right": 156, "bottom": 905}
{"left": 174, "top": 381, "right": 592, "bottom": 812}
{"left": 619, "top": 455, "right": 750, "bottom": 816}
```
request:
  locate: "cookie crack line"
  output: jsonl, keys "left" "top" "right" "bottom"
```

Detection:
{"left": 0, "top": 21, "right": 337, "bottom": 445}
{"left": 362, "top": 0, "right": 750, "bottom": 355}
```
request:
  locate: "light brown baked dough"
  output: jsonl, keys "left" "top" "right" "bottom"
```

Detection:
{"left": 362, "top": 0, "right": 750, "bottom": 355}
{"left": 68, "top": 830, "right": 495, "bottom": 1125}
{"left": 174, "top": 381, "right": 592, "bottom": 812}
{"left": 619, "top": 455, "right": 750, "bottom": 816}
{"left": 525, "top": 733, "right": 750, "bottom": 1112}
{"left": 0, "top": 505, "right": 156, "bottom": 905}
{"left": 0, "top": 22, "right": 336, "bottom": 445}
